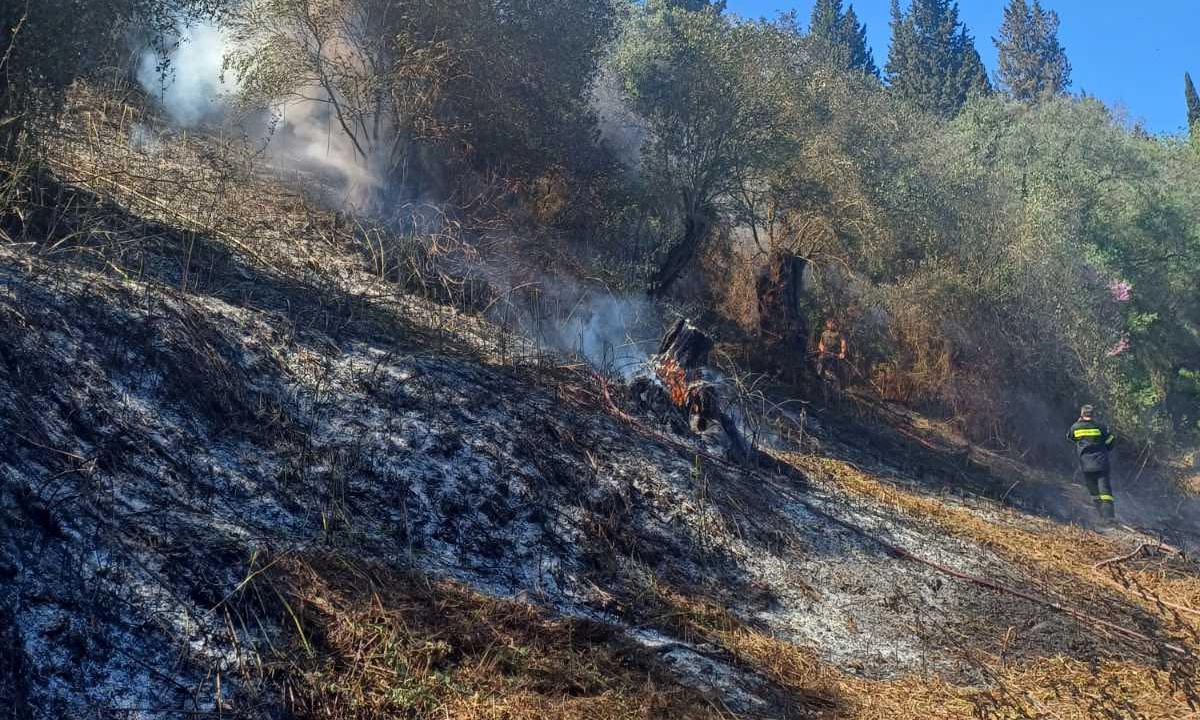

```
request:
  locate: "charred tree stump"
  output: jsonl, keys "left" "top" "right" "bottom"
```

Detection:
{"left": 644, "top": 319, "right": 751, "bottom": 462}
{"left": 658, "top": 318, "right": 714, "bottom": 370}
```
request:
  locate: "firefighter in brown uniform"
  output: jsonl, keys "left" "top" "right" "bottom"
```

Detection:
{"left": 1067, "top": 404, "right": 1116, "bottom": 519}
{"left": 816, "top": 320, "right": 849, "bottom": 389}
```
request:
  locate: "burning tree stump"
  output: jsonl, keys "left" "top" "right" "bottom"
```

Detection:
{"left": 633, "top": 319, "right": 750, "bottom": 461}
{"left": 657, "top": 318, "right": 714, "bottom": 371}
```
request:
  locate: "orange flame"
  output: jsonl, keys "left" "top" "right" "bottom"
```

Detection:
{"left": 656, "top": 356, "right": 690, "bottom": 409}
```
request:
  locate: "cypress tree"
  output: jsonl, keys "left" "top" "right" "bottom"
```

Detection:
{"left": 810, "top": 0, "right": 841, "bottom": 40}
{"left": 1030, "top": 3, "right": 1070, "bottom": 96}
{"left": 957, "top": 33, "right": 990, "bottom": 99}
{"left": 996, "top": 0, "right": 1071, "bottom": 101}
{"left": 995, "top": 0, "right": 1036, "bottom": 98}
{"left": 811, "top": 0, "right": 879, "bottom": 77}
{"left": 1186, "top": 72, "right": 1200, "bottom": 138}
{"left": 886, "top": 0, "right": 990, "bottom": 117}
{"left": 887, "top": 0, "right": 916, "bottom": 83}
{"left": 840, "top": 6, "right": 879, "bottom": 77}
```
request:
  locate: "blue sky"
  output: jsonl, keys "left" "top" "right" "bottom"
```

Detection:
{"left": 724, "top": 0, "right": 1198, "bottom": 134}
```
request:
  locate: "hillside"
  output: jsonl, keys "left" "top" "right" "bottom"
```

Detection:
{"left": 0, "top": 90, "right": 1198, "bottom": 720}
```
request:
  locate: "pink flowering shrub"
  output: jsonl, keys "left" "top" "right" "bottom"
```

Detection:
{"left": 1110, "top": 280, "right": 1133, "bottom": 303}
{"left": 1106, "top": 336, "right": 1131, "bottom": 358}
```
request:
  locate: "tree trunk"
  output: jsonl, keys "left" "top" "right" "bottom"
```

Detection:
{"left": 648, "top": 213, "right": 708, "bottom": 297}
{"left": 755, "top": 251, "right": 809, "bottom": 365}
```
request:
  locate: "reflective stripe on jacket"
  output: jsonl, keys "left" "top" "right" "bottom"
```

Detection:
{"left": 1068, "top": 420, "right": 1114, "bottom": 472}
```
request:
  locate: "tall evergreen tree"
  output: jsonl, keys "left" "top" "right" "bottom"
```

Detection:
{"left": 810, "top": 0, "right": 878, "bottom": 77}
{"left": 810, "top": 0, "right": 841, "bottom": 39}
{"left": 1186, "top": 72, "right": 1200, "bottom": 139}
{"left": 840, "top": 6, "right": 879, "bottom": 77}
{"left": 995, "top": 0, "right": 1035, "bottom": 97}
{"left": 1030, "top": 3, "right": 1070, "bottom": 94}
{"left": 886, "top": 0, "right": 990, "bottom": 117}
{"left": 995, "top": 0, "right": 1071, "bottom": 102}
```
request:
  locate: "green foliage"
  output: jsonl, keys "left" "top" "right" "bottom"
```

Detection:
{"left": 613, "top": 1, "right": 795, "bottom": 292}
{"left": 737, "top": 46, "right": 1200, "bottom": 452}
{"left": 886, "top": 0, "right": 990, "bottom": 117}
{"left": 809, "top": 0, "right": 879, "bottom": 77}
{"left": 995, "top": 0, "right": 1071, "bottom": 102}
{"left": 434, "top": 0, "right": 617, "bottom": 175}
{"left": 665, "top": 0, "right": 726, "bottom": 11}
{"left": 890, "top": 97, "right": 1200, "bottom": 448}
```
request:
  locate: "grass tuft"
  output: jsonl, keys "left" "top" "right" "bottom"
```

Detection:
{"left": 244, "top": 553, "right": 731, "bottom": 719}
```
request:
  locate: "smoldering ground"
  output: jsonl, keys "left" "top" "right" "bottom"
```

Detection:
{"left": 132, "top": 13, "right": 1200, "bottom": 549}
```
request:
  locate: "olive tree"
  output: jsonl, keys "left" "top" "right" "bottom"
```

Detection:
{"left": 614, "top": 2, "right": 795, "bottom": 295}
{"left": 227, "top": 0, "right": 615, "bottom": 205}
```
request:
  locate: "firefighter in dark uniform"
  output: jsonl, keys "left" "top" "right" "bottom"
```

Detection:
{"left": 1067, "top": 404, "right": 1116, "bottom": 519}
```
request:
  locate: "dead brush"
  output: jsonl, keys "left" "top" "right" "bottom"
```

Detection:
{"left": 711, "top": 348, "right": 806, "bottom": 453}
{"left": 779, "top": 454, "right": 1200, "bottom": 717}
{"left": 237, "top": 553, "right": 730, "bottom": 720}
{"left": 356, "top": 203, "right": 493, "bottom": 314}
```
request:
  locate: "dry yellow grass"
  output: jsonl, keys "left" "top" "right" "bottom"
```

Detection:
{"left": 252, "top": 554, "right": 730, "bottom": 720}
{"left": 843, "top": 657, "right": 1200, "bottom": 719}
{"left": 649, "top": 584, "right": 1200, "bottom": 719}
{"left": 645, "top": 586, "right": 836, "bottom": 705}
{"left": 739, "top": 452, "right": 1200, "bottom": 718}
{"left": 783, "top": 453, "right": 1200, "bottom": 634}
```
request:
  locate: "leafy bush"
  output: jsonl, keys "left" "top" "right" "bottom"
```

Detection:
{"left": 771, "top": 86, "right": 1200, "bottom": 454}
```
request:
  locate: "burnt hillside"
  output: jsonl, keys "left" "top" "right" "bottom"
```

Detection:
{"left": 1, "top": 93, "right": 1199, "bottom": 719}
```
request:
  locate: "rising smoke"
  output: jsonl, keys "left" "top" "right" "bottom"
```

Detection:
{"left": 589, "top": 68, "right": 647, "bottom": 173}
{"left": 138, "top": 16, "right": 656, "bottom": 375}
{"left": 136, "top": 17, "right": 384, "bottom": 211}
{"left": 137, "top": 22, "right": 233, "bottom": 127}
{"left": 551, "top": 292, "right": 655, "bottom": 378}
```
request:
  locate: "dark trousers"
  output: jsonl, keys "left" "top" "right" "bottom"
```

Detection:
{"left": 1081, "top": 470, "right": 1115, "bottom": 519}
{"left": 816, "top": 354, "right": 847, "bottom": 388}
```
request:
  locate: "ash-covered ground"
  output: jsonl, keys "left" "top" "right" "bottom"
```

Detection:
{"left": 1, "top": 233, "right": 1190, "bottom": 718}
{"left": 1, "top": 103, "right": 1198, "bottom": 718}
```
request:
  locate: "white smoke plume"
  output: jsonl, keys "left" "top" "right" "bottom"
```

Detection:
{"left": 136, "top": 18, "right": 384, "bottom": 211}
{"left": 554, "top": 293, "right": 655, "bottom": 378}
{"left": 589, "top": 68, "right": 647, "bottom": 172}
{"left": 137, "top": 22, "right": 234, "bottom": 127}
{"left": 269, "top": 99, "right": 386, "bottom": 212}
